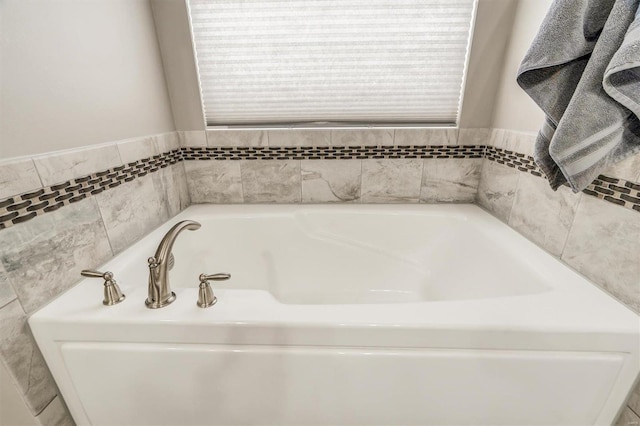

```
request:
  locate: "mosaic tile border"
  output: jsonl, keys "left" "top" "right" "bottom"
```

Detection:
{"left": 484, "top": 147, "right": 544, "bottom": 177}
{"left": 182, "top": 145, "right": 485, "bottom": 160}
{"left": 0, "top": 150, "right": 182, "bottom": 230}
{"left": 1, "top": 145, "right": 638, "bottom": 230}
{"left": 485, "top": 147, "right": 640, "bottom": 213}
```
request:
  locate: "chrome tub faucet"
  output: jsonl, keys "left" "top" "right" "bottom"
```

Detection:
{"left": 145, "top": 220, "right": 201, "bottom": 309}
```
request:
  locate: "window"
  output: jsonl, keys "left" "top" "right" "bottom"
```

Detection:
{"left": 188, "top": 0, "right": 477, "bottom": 127}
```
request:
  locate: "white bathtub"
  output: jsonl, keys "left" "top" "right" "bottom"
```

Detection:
{"left": 29, "top": 205, "right": 640, "bottom": 425}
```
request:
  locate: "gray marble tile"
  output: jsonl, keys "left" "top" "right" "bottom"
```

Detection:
{"left": 562, "top": 196, "right": 640, "bottom": 313}
{"left": 117, "top": 136, "right": 158, "bottom": 165}
{"left": 509, "top": 174, "right": 581, "bottom": 256}
{"left": 615, "top": 406, "right": 640, "bottom": 426}
{"left": 361, "top": 159, "right": 423, "bottom": 203}
{"left": 394, "top": 129, "right": 458, "bottom": 146}
{"left": 420, "top": 159, "right": 481, "bottom": 203}
{"left": 0, "top": 198, "right": 113, "bottom": 313}
{"left": 267, "top": 130, "right": 330, "bottom": 147}
{"left": 331, "top": 129, "right": 393, "bottom": 147}
{"left": 185, "top": 161, "right": 243, "bottom": 203}
{"left": 0, "top": 263, "right": 17, "bottom": 309}
{"left": 476, "top": 159, "right": 519, "bottom": 222}
{"left": 153, "top": 132, "right": 181, "bottom": 153}
{"left": 628, "top": 383, "right": 640, "bottom": 417}
{"left": 0, "top": 300, "right": 57, "bottom": 415}
{"left": 178, "top": 130, "right": 207, "bottom": 148}
{"left": 301, "top": 160, "right": 361, "bottom": 203}
{"left": 488, "top": 128, "right": 507, "bottom": 148}
{"left": 241, "top": 160, "right": 301, "bottom": 203}
{"left": 0, "top": 158, "right": 42, "bottom": 199}
{"left": 160, "top": 163, "right": 191, "bottom": 217}
{"left": 602, "top": 152, "right": 640, "bottom": 182}
{"left": 488, "top": 128, "right": 537, "bottom": 156}
{"left": 36, "top": 395, "right": 75, "bottom": 426}
{"left": 96, "top": 173, "right": 169, "bottom": 254}
{"left": 457, "top": 128, "right": 490, "bottom": 146}
{"left": 33, "top": 145, "right": 122, "bottom": 186}
{"left": 504, "top": 130, "right": 536, "bottom": 157}
{"left": 206, "top": 130, "right": 267, "bottom": 147}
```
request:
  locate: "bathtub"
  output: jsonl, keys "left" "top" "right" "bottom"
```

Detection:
{"left": 29, "top": 205, "right": 639, "bottom": 425}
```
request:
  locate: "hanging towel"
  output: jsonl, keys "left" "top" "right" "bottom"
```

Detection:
{"left": 517, "top": 0, "right": 640, "bottom": 192}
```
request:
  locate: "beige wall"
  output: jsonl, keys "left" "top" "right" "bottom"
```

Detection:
{"left": 0, "top": 0, "right": 536, "bottom": 157}
{"left": 0, "top": 0, "right": 175, "bottom": 159}
{"left": 459, "top": 0, "right": 518, "bottom": 128}
{"left": 491, "top": 0, "right": 552, "bottom": 131}
{"left": 151, "top": 0, "right": 206, "bottom": 131}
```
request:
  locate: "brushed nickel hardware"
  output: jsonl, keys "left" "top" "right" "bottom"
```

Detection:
{"left": 81, "top": 269, "right": 126, "bottom": 306}
{"left": 197, "top": 273, "right": 231, "bottom": 308}
{"left": 145, "top": 220, "right": 201, "bottom": 309}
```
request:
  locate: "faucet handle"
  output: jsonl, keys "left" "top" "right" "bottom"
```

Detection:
{"left": 80, "top": 270, "right": 126, "bottom": 306}
{"left": 199, "top": 273, "right": 231, "bottom": 282}
{"left": 81, "top": 269, "right": 113, "bottom": 280}
{"left": 197, "top": 273, "right": 231, "bottom": 308}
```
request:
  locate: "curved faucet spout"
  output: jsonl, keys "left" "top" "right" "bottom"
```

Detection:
{"left": 154, "top": 220, "right": 201, "bottom": 263}
{"left": 146, "top": 220, "right": 201, "bottom": 309}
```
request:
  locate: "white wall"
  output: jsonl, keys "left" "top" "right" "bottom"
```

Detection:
{"left": 491, "top": 0, "right": 552, "bottom": 131}
{"left": 0, "top": 0, "right": 175, "bottom": 159}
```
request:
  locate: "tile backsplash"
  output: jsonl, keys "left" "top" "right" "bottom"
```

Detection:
{"left": 477, "top": 128, "right": 640, "bottom": 314}
{"left": 0, "top": 131, "right": 188, "bottom": 425}
{"left": 180, "top": 128, "right": 485, "bottom": 205}
{"left": 0, "top": 127, "right": 638, "bottom": 425}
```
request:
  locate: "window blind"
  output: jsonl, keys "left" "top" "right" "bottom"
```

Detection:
{"left": 188, "top": 0, "right": 476, "bottom": 126}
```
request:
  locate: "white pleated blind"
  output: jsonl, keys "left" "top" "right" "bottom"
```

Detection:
{"left": 188, "top": 0, "right": 476, "bottom": 126}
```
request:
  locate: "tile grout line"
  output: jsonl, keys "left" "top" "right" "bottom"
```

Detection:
{"left": 418, "top": 157, "right": 427, "bottom": 204}
{"left": 506, "top": 171, "right": 521, "bottom": 226}
{"left": 559, "top": 193, "right": 584, "bottom": 260}
{"left": 93, "top": 196, "right": 116, "bottom": 258}
{"left": 31, "top": 158, "right": 45, "bottom": 189}
{"left": 239, "top": 160, "right": 247, "bottom": 203}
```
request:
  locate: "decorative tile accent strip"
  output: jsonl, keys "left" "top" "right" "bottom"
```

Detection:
{"left": 181, "top": 145, "right": 485, "bottom": 161}
{"left": 584, "top": 177, "right": 640, "bottom": 212}
{"left": 1, "top": 144, "right": 638, "bottom": 231}
{"left": 485, "top": 146, "right": 640, "bottom": 213}
{"left": 484, "top": 146, "right": 544, "bottom": 177}
{"left": 0, "top": 150, "right": 182, "bottom": 231}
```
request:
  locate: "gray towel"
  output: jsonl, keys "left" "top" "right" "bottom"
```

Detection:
{"left": 517, "top": 0, "right": 640, "bottom": 192}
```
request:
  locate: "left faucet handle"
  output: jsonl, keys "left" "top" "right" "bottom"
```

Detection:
{"left": 80, "top": 270, "right": 126, "bottom": 306}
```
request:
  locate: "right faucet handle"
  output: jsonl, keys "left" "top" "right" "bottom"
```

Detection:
{"left": 197, "top": 273, "right": 231, "bottom": 308}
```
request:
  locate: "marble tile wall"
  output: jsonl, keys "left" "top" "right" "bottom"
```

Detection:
{"left": 476, "top": 128, "right": 640, "bottom": 424}
{"left": 183, "top": 128, "right": 485, "bottom": 204}
{"left": 193, "top": 128, "right": 464, "bottom": 148}
{"left": 0, "top": 132, "right": 189, "bottom": 425}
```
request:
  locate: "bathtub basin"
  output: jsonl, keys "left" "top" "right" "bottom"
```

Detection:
{"left": 29, "top": 205, "right": 640, "bottom": 425}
